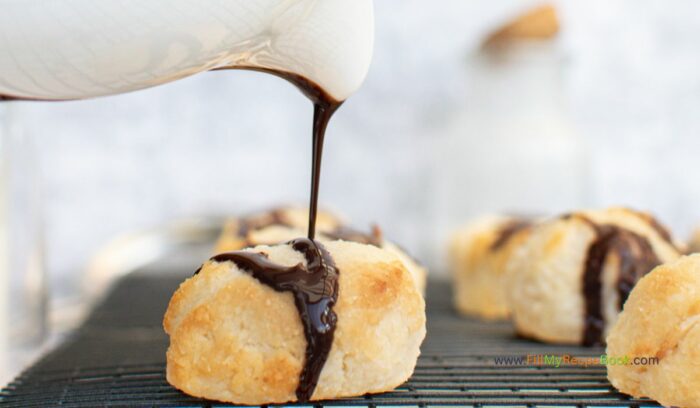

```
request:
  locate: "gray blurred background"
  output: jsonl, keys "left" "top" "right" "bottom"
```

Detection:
{"left": 6, "top": 0, "right": 700, "bottom": 303}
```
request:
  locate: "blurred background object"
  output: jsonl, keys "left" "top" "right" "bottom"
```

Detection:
{"left": 3, "top": 0, "right": 700, "bottom": 345}
{"left": 481, "top": 4, "right": 559, "bottom": 48}
{"left": 0, "top": 106, "right": 47, "bottom": 385}
{"left": 0, "top": 105, "right": 7, "bottom": 384}
{"left": 434, "top": 4, "right": 586, "bottom": 266}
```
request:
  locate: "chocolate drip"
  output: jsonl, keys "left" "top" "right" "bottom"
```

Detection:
{"left": 581, "top": 225, "right": 615, "bottom": 346}
{"left": 206, "top": 68, "right": 344, "bottom": 399}
{"left": 208, "top": 238, "right": 339, "bottom": 402}
{"left": 614, "top": 231, "right": 660, "bottom": 308}
{"left": 253, "top": 69, "right": 342, "bottom": 239}
{"left": 216, "top": 66, "right": 343, "bottom": 240}
{"left": 307, "top": 96, "right": 341, "bottom": 239}
{"left": 581, "top": 222, "right": 661, "bottom": 346}
{"left": 489, "top": 219, "right": 531, "bottom": 252}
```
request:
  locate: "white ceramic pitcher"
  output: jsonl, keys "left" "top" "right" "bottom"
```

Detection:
{"left": 0, "top": 0, "right": 374, "bottom": 101}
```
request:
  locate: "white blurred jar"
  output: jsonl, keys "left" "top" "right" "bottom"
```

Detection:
{"left": 0, "top": 106, "right": 47, "bottom": 385}
{"left": 437, "top": 41, "right": 587, "bottom": 236}
{"left": 0, "top": 105, "right": 7, "bottom": 383}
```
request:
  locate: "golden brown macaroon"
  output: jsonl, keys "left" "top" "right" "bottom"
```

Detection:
{"left": 607, "top": 254, "right": 700, "bottom": 408}
{"left": 687, "top": 227, "right": 700, "bottom": 254}
{"left": 505, "top": 207, "right": 680, "bottom": 345}
{"left": 449, "top": 215, "right": 533, "bottom": 320}
{"left": 164, "top": 240, "right": 426, "bottom": 405}
{"left": 213, "top": 207, "right": 427, "bottom": 293}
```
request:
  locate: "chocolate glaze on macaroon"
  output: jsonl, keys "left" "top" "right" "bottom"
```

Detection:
{"left": 207, "top": 238, "right": 339, "bottom": 401}
{"left": 489, "top": 219, "right": 532, "bottom": 252}
{"left": 567, "top": 214, "right": 662, "bottom": 346}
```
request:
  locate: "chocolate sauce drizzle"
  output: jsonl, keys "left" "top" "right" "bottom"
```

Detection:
{"left": 209, "top": 67, "right": 345, "bottom": 401}
{"left": 204, "top": 238, "right": 339, "bottom": 401}
{"left": 216, "top": 66, "right": 343, "bottom": 240}
{"left": 578, "top": 217, "right": 661, "bottom": 346}
{"left": 489, "top": 219, "right": 531, "bottom": 252}
{"left": 307, "top": 101, "right": 341, "bottom": 240}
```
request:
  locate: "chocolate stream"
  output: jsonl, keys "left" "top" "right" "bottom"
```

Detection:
{"left": 215, "top": 66, "right": 343, "bottom": 240}
{"left": 211, "top": 67, "right": 343, "bottom": 400}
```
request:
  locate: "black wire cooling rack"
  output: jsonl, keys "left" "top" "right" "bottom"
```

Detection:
{"left": 0, "top": 271, "right": 661, "bottom": 407}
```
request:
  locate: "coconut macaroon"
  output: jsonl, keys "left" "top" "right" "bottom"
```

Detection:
{"left": 505, "top": 208, "right": 680, "bottom": 346}
{"left": 164, "top": 240, "right": 426, "bottom": 405}
{"left": 449, "top": 215, "right": 533, "bottom": 320}
{"left": 607, "top": 255, "right": 700, "bottom": 408}
{"left": 213, "top": 207, "right": 427, "bottom": 293}
{"left": 687, "top": 227, "right": 700, "bottom": 254}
